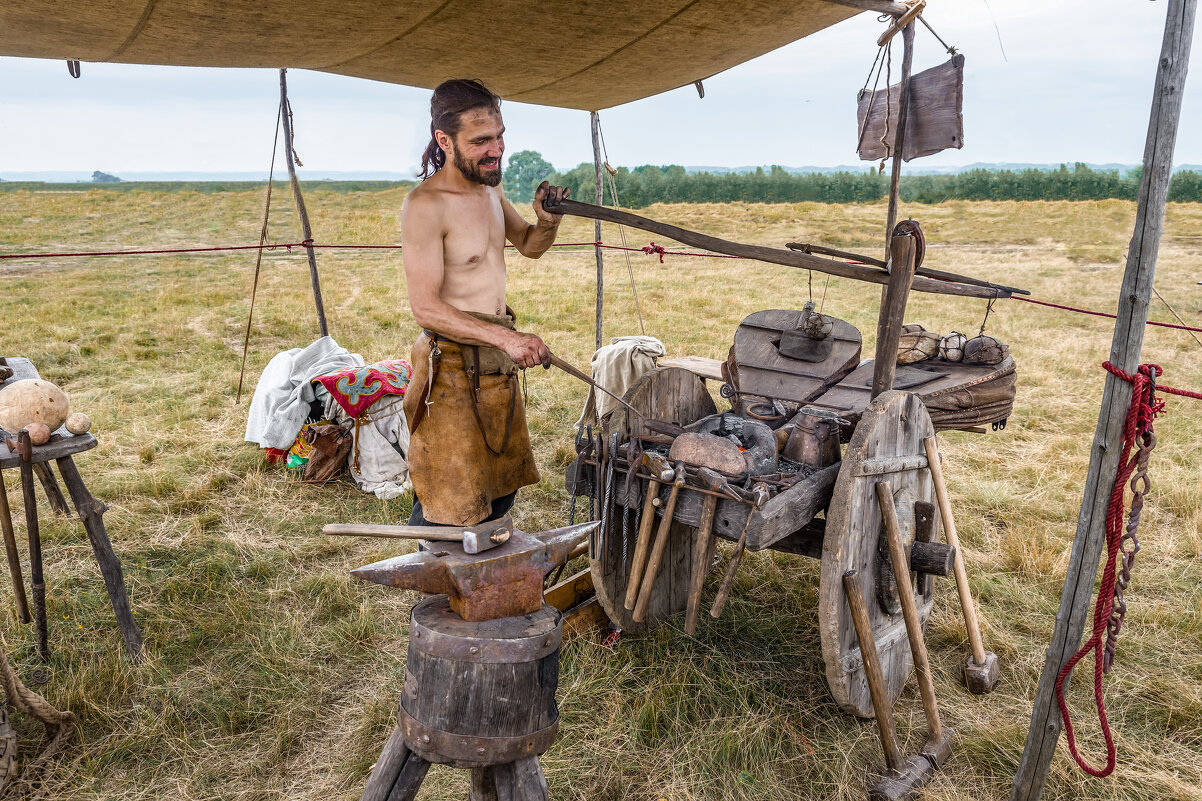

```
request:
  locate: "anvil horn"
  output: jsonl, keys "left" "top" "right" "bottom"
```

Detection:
{"left": 350, "top": 551, "right": 454, "bottom": 594}
{"left": 539, "top": 520, "right": 601, "bottom": 566}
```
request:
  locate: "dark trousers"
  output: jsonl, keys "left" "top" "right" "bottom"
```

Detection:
{"left": 407, "top": 490, "right": 518, "bottom": 526}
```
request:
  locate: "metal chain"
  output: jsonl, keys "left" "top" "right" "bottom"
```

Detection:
{"left": 1103, "top": 429, "right": 1155, "bottom": 673}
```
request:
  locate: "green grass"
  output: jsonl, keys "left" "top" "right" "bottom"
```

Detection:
{"left": 1, "top": 188, "right": 1200, "bottom": 800}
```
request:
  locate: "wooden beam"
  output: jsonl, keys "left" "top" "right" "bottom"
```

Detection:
{"left": 871, "top": 233, "right": 918, "bottom": 398}
{"left": 1009, "top": 1, "right": 1196, "bottom": 798}
{"left": 590, "top": 111, "right": 605, "bottom": 351}
{"left": 883, "top": 22, "right": 915, "bottom": 257}
{"left": 543, "top": 198, "right": 1015, "bottom": 299}
{"left": 824, "top": 0, "right": 910, "bottom": 16}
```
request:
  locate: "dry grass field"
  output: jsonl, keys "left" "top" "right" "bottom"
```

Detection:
{"left": 0, "top": 187, "right": 1199, "bottom": 801}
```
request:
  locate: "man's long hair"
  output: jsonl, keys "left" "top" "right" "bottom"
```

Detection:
{"left": 420, "top": 79, "right": 502, "bottom": 179}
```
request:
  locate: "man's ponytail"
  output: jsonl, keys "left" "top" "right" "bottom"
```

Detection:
{"left": 417, "top": 79, "right": 501, "bottom": 180}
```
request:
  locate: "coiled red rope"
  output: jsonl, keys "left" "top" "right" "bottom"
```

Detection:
{"left": 1053, "top": 362, "right": 1199, "bottom": 778}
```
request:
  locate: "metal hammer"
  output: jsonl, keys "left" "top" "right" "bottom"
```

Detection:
{"left": 324, "top": 515, "right": 513, "bottom": 555}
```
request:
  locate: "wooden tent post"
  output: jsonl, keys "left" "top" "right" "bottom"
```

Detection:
{"left": 882, "top": 22, "right": 914, "bottom": 258}
{"left": 279, "top": 68, "right": 329, "bottom": 338}
{"left": 591, "top": 111, "right": 605, "bottom": 351}
{"left": 1009, "top": 2, "right": 1196, "bottom": 798}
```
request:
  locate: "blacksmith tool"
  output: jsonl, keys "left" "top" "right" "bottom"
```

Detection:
{"left": 624, "top": 452, "right": 674, "bottom": 611}
{"left": 877, "top": 481, "right": 955, "bottom": 769}
{"left": 324, "top": 516, "right": 513, "bottom": 555}
{"left": 351, "top": 520, "right": 600, "bottom": 622}
{"left": 710, "top": 482, "right": 771, "bottom": 619}
{"left": 683, "top": 468, "right": 730, "bottom": 635}
{"left": 923, "top": 435, "right": 1000, "bottom": 694}
{"left": 632, "top": 460, "right": 685, "bottom": 623}
{"left": 621, "top": 438, "right": 642, "bottom": 573}
{"left": 547, "top": 353, "right": 645, "bottom": 420}
{"left": 844, "top": 570, "right": 935, "bottom": 801}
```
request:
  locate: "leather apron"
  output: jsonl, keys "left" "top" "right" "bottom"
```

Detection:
{"left": 403, "top": 310, "right": 540, "bottom": 526}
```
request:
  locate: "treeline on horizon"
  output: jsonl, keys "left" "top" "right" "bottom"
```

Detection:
{"left": 543, "top": 161, "right": 1202, "bottom": 206}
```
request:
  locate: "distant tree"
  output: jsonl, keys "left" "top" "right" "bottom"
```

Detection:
{"left": 92, "top": 170, "right": 121, "bottom": 183}
{"left": 502, "top": 150, "right": 554, "bottom": 203}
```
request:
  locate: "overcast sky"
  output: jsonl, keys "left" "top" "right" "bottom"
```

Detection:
{"left": 1, "top": 0, "right": 1200, "bottom": 176}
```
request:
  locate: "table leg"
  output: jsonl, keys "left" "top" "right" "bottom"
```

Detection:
{"left": 0, "top": 470, "right": 30, "bottom": 623}
{"left": 17, "top": 437, "right": 49, "bottom": 661}
{"left": 54, "top": 456, "right": 144, "bottom": 662}
{"left": 32, "top": 463, "right": 70, "bottom": 516}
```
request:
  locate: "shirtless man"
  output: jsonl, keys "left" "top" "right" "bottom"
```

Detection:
{"left": 400, "top": 78, "right": 570, "bottom": 526}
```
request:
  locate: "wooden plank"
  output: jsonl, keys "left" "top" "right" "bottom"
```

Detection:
{"left": 824, "top": 0, "right": 910, "bottom": 15}
{"left": 658, "top": 356, "right": 724, "bottom": 382}
{"left": 729, "top": 311, "right": 862, "bottom": 407}
{"left": 360, "top": 723, "right": 410, "bottom": 801}
{"left": 858, "top": 55, "right": 964, "bottom": 163}
{"left": 591, "top": 110, "right": 604, "bottom": 351}
{"left": 544, "top": 568, "right": 593, "bottom": 612}
{"left": 1010, "top": 1, "right": 1197, "bottom": 797}
{"left": 544, "top": 198, "right": 1016, "bottom": 299}
{"left": 0, "top": 434, "right": 97, "bottom": 470}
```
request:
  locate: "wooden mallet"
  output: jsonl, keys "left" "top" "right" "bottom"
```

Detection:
{"left": 923, "top": 435, "right": 1000, "bottom": 694}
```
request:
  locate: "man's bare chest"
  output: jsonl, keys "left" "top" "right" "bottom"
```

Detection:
{"left": 442, "top": 195, "right": 506, "bottom": 267}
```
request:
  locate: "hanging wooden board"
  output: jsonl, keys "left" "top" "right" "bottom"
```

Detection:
{"left": 857, "top": 55, "right": 965, "bottom": 162}
{"left": 726, "top": 310, "right": 862, "bottom": 410}
{"left": 818, "top": 390, "right": 942, "bottom": 719}
{"left": 810, "top": 355, "right": 1016, "bottom": 430}
{"left": 591, "top": 367, "right": 714, "bottom": 633}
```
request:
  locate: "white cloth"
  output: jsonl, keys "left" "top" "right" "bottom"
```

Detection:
{"left": 576, "top": 335, "right": 666, "bottom": 426}
{"left": 324, "top": 391, "right": 412, "bottom": 500}
{"left": 244, "top": 336, "right": 364, "bottom": 451}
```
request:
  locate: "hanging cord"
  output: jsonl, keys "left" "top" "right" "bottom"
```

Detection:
{"left": 236, "top": 102, "right": 283, "bottom": 404}
{"left": 855, "top": 43, "right": 889, "bottom": 157}
{"left": 878, "top": 39, "right": 894, "bottom": 170}
{"left": 597, "top": 122, "right": 647, "bottom": 336}
{"left": 285, "top": 97, "right": 303, "bottom": 167}
{"left": 977, "top": 293, "right": 999, "bottom": 336}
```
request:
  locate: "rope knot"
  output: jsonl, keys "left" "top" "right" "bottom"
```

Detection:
{"left": 301, "top": 238, "right": 314, "bottom": 247}
{"left": 642, "top": 242, "right": 666, "bottom": 263}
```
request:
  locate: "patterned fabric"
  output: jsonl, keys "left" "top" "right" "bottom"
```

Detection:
{"left": 314, "top": 359, "right": 412, "bottom": 419}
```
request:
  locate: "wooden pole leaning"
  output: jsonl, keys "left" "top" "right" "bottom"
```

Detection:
{"left": 632, "top": 463, "right": 684, "bottom": 623}
{"left": 0, "top": 470, "right": 30, "bottom": 623}
{"left": 590, "top": 110, "right": 605, "bottom": 351}
{"left": 845, "top": 570, "right": 935, "bottom": 801}
{"left": 877, "top": 481, "right": 954, "bottom": 769}
{"left": 882, "top": 22, "right": 915, "bottom": 258}
{"left": 924, "top": 435, "right": 1000, "bottom": 693}
{"left": 1011, "top": 2, "right": 1196, "bottom": 798}
{"left": 871, "top": 233, "right": 919, "bottom": 399}
{"left": 279, "top": 68, "right": 329, "bottom": 338}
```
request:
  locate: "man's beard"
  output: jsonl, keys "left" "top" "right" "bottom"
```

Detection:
{"left": 451, "top": 141, "right": 502, "bottom": 187}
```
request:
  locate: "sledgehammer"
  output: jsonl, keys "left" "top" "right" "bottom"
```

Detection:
{"left": 323, "top": 516, "right": 512, "bottom": 554}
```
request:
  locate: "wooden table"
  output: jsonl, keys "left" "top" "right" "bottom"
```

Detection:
{"left": 0, "top": 357, "right": 143, "bottom": 662}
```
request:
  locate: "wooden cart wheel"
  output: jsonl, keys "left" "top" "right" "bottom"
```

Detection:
{"left": 818, "top": 390, "right": 942, "bottom": 718}
{"left": 590, "top": 367, "right": 716, "bottom": 633}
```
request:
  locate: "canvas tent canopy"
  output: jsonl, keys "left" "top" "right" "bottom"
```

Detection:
{"left": 0, "top": 0, "right": 906, "bottom": 110}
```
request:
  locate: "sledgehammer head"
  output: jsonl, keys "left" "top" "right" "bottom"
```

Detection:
{"left": 350, "top": 520, "right": 599, "bottom": 621}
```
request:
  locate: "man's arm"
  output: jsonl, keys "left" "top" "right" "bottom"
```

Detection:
{"left": 502, "top": 181, "right": 568, "bottom": 258}
{"left": 402, "top": 191, "right": 550, "bottom": 368}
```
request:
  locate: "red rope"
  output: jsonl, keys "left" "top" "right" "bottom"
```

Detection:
{"left": 1012, "top": 296, "right": 1202, "bottom": 334}
{"left": 1053, "top": 362, "right": 1171, "bottom": 778}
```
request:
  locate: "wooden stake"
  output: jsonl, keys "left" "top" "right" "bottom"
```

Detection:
{"left": 1010, "top": 2, "right": 1196, "bottom": 797}
{"left": 279, "top": 69, "right": 329, "bottom": 338}
{"left": 591, "top": 111, "right": 604, "bottom": 351}
{"left": 843, "top": 570, "right": 904, "bottom": 773}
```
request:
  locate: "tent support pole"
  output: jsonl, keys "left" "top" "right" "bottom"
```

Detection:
{"left": 590, "top": 111, "right": 604, "bottom": 351}
{"left": 882, "top": 21, "right": 914, "bottom": 258}
{"left": 1009, "top": 1, "right": 1195, "bottom": 798}
{"left": 279, "top": 68, "right": 329, "bottom": 338}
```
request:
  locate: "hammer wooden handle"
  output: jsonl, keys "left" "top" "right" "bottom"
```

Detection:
{"left": 624, "top": 479, "right": 661, "bottom": 611}
{"left": 684, "top": 494, "right": 719, "bottom": 634}
{"left": 632, "top": 476, "right": 683, "bottom": 623}
{"left": 325, "top": 523, "right": 466, "bottom": 541}
{"left": 709, "top": 515, "right": 751, "bottom": 619}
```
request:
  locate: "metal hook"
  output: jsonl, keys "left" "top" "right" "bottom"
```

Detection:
{"left": 67, "top": 60, "right": 81, "bottom": 79}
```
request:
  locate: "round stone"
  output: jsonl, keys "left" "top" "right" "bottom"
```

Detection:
{"left": 25, "top": 422, "right": 51, "bottom": 446}
{"left": 0, "top": 379, "right": 69, "bottom": 434}
{"left": 65, "top": 412, "right": 92, "bottom": 435}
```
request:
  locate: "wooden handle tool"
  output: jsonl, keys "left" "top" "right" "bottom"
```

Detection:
{"left": 632, "top": 462, "right": 684, "bottom": 623}
{"left": 709, "top": 483, "right": 770, "bottom": 619}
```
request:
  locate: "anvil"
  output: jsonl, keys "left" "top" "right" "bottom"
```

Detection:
{"left": 350, "top": 520, "right": 599, "bottom": 621}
